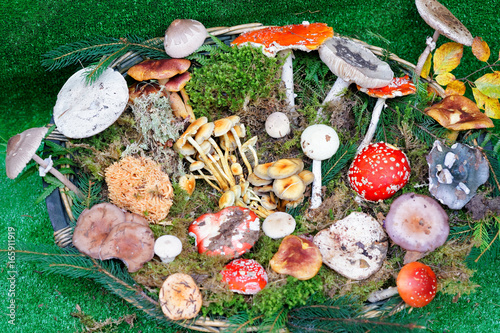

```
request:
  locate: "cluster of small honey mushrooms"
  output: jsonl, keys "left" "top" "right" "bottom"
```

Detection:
{"left": 4, "top": 0, "right": 496, "bottom": 322}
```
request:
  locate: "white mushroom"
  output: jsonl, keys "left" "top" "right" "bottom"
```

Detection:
{"left": 164, "top": 19, "right": 208, "bottom": 58}
{"left": 265, "top": 112, "right": 291, "bottom": 138}
{"left": 154, "top": 235, "right": 183, "bottom": 263}
{"left": 262, "top": 212, "right": 296, "bottom": 239}
{"left": 300, "top": 125, "right": 340, "bottom": 209}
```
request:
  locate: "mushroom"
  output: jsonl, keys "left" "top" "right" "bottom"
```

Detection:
{"left": 384, "top": 193, "right": 449, "bottom": 264}
{"left": 313, "top": 212, "right": 388, "bottom": 280}
{"left": 273, "top": 175, "right": 306, "bottom": 202}
{"left": 164, "top": 19, "right": 208, "bottom": 58}
{"left": 178, "top": 174, "right": 196, "bottom": 196}
{"left": 265, "top": 111, "right": 291, "bottom": 138}
{"left": 348, "top": 142, "right": 410, "bottom": 202}
{"left": 270, "top": 235, "right": 323, "bottom": 280}
{"left": 357, "top": 76, "right": 416, "bottom": 152}
{"left": 159, "top": 273, "right": 203, "bottom": 320}
{"left": 426, "top": 140, "right": 489, "bottom": 210}
{"left": 424, "top": 95, "right": 494, "bottom": 131}
{"left": 188, "top": 206, "right": 260, "bottom": 258}
{"left": 414, "top": 0, "right": 474, "bottom": 78}
{"left": 99, "top": 221, "right": 155, "bottom": 272}
{"left": 397, "top": 261, "right": 437, "bottom": 308}
{"left": 6, "top": 127, "right": 83, "bottom": 198}
{"left": 53, "top": 67, "right": 129, "bottom": 139}
{"left": 72, "top": 203, "right": 126, "bottom": 258}
{"left": 231, "top": 22, "right": 333, "bottom": 112}
{"left": 154, "top": 235, "right": 183, "bottom": 263}
{"left": 127, "top": 58, "right": 191, "bottom": 85}
{"left": 300, "top": 124, "right": 340, "bottom": 209}
{"left": 317, "top": 36, "right": 393, "bottom": 120}
{"left": 262, "top": 212, "right": 296, "bottom": 239}
{"left": 220, "top": 259, "right": 268, "bottom": 295}
{"left": 267, "top": 158, "right": 304, "bottom": 179}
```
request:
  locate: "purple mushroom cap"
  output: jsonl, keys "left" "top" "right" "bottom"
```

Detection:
{"left": 385, "top": 193, "right": 449, "bottom": 253}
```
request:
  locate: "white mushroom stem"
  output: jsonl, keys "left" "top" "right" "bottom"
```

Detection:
{"left": 241, "top": 136, "right": 259, "bottom": 168}
{"left": 357, "top": 98, "right": 386, "bottom": 153}
{"left": 367, "top": 286, "right": 399, "bottom": 303}
{"left": 279, "top": 49, "right": 295, "bottom": 111}
{"left": 414, "top": 30, "right": 440, "bottom": 78}
{"left": 230, "top": 128, "right": 253, "bottom": 174}
{"left": 310, "top": 159, "right": 323, "bottom": 209}
{"left": 32, "top": 154, "right": 84, "bottom": 199}
{"left": 316, "top": 78, "right": 351, "bottom": 120}
{"left": 185, "top": 156, "right": 223, "bottom": 192}
{"left": 208, "top": 137, "right": 235, "bottom": 186}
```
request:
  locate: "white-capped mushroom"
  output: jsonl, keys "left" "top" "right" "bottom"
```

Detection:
{"left": 300, "top": 125, "right": 340, "bottom": 209}
{"left": 265, "top": 112, "right": 291, "bottom": 138}
{"left": 154, "top": 235, "right": 183, "bottom": 263}
{"left": 262, "top": 212, "right": 296, "bottom": 239}
{"left": 164, "top": 19, "right": 208, "bottom": 58}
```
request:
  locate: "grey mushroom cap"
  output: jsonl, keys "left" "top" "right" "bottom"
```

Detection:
{"left": 53, "top": 67, "right": 129, "bottom": 139}
{"left": 164, "top": 19, "right": 208, "bottom": 58}
{"left": 318, "top": 37, "right": 394, "bottom": 89}
{"left": 415, "top": 0, "right": 473, "bottom": 46}
{"left": 427, "top": 140, "right": 489, "bottom": 210}
{"left": 5, "top": 127, "right": 47, "bottom": 179}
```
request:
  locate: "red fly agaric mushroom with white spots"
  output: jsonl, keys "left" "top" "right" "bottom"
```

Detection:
{"left": 220, "top": 259, "right": 268, "bottom": 295}
{"left": 397, "top": 261, "right": 437, "bottom": 308}
{"left": 348, "top": 142, "right": 410, "bottom": 201}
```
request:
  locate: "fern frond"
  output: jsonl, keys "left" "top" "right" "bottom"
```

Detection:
{"left": 259, "top": 308, "right": 288, "bottom": 332}
{"left": 71, "top": 174, "right": 104, "bottom": 220}
{"left": 35, "top": 184, "right": 59, "bottom": 205}
{"left": 322, "top": 143, "right": 357, "bottom": 185}
{"left": 223, "top": 313, "right": 265, "bottom": 333}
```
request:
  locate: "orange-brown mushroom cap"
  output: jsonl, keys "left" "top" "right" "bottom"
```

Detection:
{"left": 163, "top": 71, "right": 192, "bottom": 92}
{"left": 127, "top": 58, "right": 191, "bottom": 81}
{"left": 231, "top": 22, "right": 334, "bottom": 56}
{"left": 270, "top": 235, "right": 323, "bottom": 280}
{"left": 424, "top": 95, "right": 494, "bottom": 130}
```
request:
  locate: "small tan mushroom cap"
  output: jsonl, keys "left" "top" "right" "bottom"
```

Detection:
{"left": 416, "top": 0, "right": 473, "bottom": 46}
{"left": 179, "top": 174, "right": 196, "bottom": 195}
{"left": 424, "top": 95, "right": 494, "bottom": 130}
{"left": 268, "top": 158, "right": 304, "bottom": 179}
{"left": 159, "top": 273, "right": 203, "bottom": 320}
{"left": 273, "top": 175, "right": 305, "bottom": 201}
{"left": 99, "top": 222, "right": 155, "bottom": 272}
{"left": 254, "top": 162, "right": 274, "bottom": 180}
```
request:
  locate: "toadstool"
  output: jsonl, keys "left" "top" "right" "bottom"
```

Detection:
{"left": 385, "top": 192, "right": 449, "bottom": 264}
{"left": 426, "top": 140, "right": 489, "bottom": 210}
{"left": 164, "top": 19, "right": 208, "bottom": 58}
{"left": 397, "top": 261, "right": 437, "bottom": 307}
{"left": 265, "top": 111, "right": 291, "bottom": 138}
{"left": 262, "top": 212, "right": 296, "bottom": 239}
{"left": 6, "top": 127, "right": 83, "bottom": 198}
{"left": 154, "top": 235, "right": 183, "bottom": 263}
{"left": 348, "top": 142, "right": 410, "bottom": 201}
{"left": 221, "top": 259, "right": 268, "bottom": 295}
{"left": 159, "top": 273, "right": 203, "bottom": 320}
{"left": 301, "top": 124, "right": 340, "bottom": 209}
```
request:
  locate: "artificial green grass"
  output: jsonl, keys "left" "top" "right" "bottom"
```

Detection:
{"left": 1, "top": 0, "right": 500, "bottom": 332}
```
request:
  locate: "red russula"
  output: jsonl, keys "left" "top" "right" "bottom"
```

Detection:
{"left": 348, "top": 142, "right": 410, "bottom": 201}
{"left": 397, "top": 261, "right": 437, "bottom": 307}
{"left": 188, "top": 206, "right": 260, "bottom": 258}
{"left": 221, "top": 259, "right": 268, "bottom": 295}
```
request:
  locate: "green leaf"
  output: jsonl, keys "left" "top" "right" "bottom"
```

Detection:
{"left": 475, "top": 71, "right": 500, "bottom": 99}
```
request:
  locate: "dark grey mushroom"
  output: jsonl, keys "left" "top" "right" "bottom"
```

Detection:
{"left": 426, "top": 140, "right": 489, "bottom": 209}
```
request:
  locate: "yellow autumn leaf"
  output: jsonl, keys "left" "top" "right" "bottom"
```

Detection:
{"left": 435, "top": 73, "right": 456, "bottom": 86}
{"left": 473, "top": 87, "right": 500, "bottom": 119}
{"left": 475, "top": 71, "right": 500, "bottom": 98}
{"left": 445, "top": 80, "right": 466, "bottom": 96}
{"left": 420, "top": 53, "right": 432, "bottom": 79}
{"left": 472, "top": 37, "right": 490, "bottom": 62}
{"left": 433, "top": 42, "right": 463, "bottom": 75}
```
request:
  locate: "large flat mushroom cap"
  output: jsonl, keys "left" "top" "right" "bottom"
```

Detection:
{"left": 416, "top": 0, "right": 473, "bottom": 46}
{"left": 159, "top": 273, "right": 203, "bottom": 320}
{"left": 313, "top": 212, "right": 388, "bottom": 280}
{"left": 53, "top": 67, "right": 128, "bottom": 139}
{"left": 6, "top": 127, "right": 48, "bottom": 179}
{"left": 99, "top": 221, "right": 155, "bottom": 272}
{"left": 318, "top": 37, "right": 394, "bottom": 88}
{"left": 72, "top": 203, "right": 126, "bottom": 259}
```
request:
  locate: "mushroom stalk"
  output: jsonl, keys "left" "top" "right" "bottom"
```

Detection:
{"left": 279, "top": 49, "right": 295, "bottom": 111}
{"left": 357, "top": 98, "right": 386, "bottom": 153}
{"left": 32, "top": 154, "right": 84, "bottom": 199}
{"left": 310, "top": 159, "right": 323, "bottom": 209}
{"left": 414, "top": 30, "right": 440, "bottom": 78}
{"left": 316, "top": 78, "right": 350, "bottom": 120}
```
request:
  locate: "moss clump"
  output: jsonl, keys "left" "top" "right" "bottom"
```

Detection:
{"left": 186, "top": 45, "right": 283, "bottom": 118}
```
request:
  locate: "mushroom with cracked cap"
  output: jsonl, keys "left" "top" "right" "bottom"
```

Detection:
{"left": 159, "top": 273, "right": 203, "bottom": 320}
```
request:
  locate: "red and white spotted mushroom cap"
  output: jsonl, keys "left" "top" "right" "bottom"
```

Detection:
{"left": 221, "top": 259, "right": 268, "bottom": 295}
{"left": 397, "top": 261, "right": 437, "bottom": 307}
{"left": 348, "top": 142, "right": 410, "bottom": 201}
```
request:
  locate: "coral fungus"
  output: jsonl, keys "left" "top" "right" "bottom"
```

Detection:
{"left": 105, "top": 156, "right": 174, "bottom": 223}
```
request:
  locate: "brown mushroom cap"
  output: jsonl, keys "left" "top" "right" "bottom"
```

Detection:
{"left": 163, "top": 71, "right": 192, "bottom": 92}
{"left": 127, "top": 58, "right": 191, "bottom": 82}
{"left": 267, "top": 158, "right": 304, "bottom": 179}
{"left": 99, "top": 221, "right": 155, "bottom": 272}
{"left": 124, "top": 212, "right": 150, "bottom": 227}
{"left": 424, "top": 95, "right": 494, "bottom": 130}
{"left": 72, "top": 203, "right": 126, "bottom": 258}
{"left": 254, "top": 162, "right": 274, "bottom": 180}
{"left": 273, "top": 175, "right": 305, "bottom": 201}
{"left": 270, "top": 235, "right": 323, "bottom": 280}
{"left": 6, "top": 127, "right": 48, "bottom": 179}
{"left": 159, "top": 273, "right": 203, "bottom": 320}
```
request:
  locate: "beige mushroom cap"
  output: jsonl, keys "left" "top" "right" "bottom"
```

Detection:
{"left": 268, "top": 158, "right": 304, "bottom": 179}
{"left": 273, "top": 175, "right": 305, "bottom": 201}
{"left": 164, "top": 19, "right": 208, "bottom": 58}
{"left": 159, "top": 273, "right": 203, "bottom": 320}
{"left": 5, "top": 127, "right": 48, "bottom": 179}
{"left": 416, "top": 0, "right": 473, "bottom": 46}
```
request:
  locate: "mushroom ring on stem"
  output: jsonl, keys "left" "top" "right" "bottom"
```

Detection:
{"left": 317, "top": 36, "right": 393, "bottom": 120}
{"left": 301, "top": 125, "right": 339, "bottom": 209}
